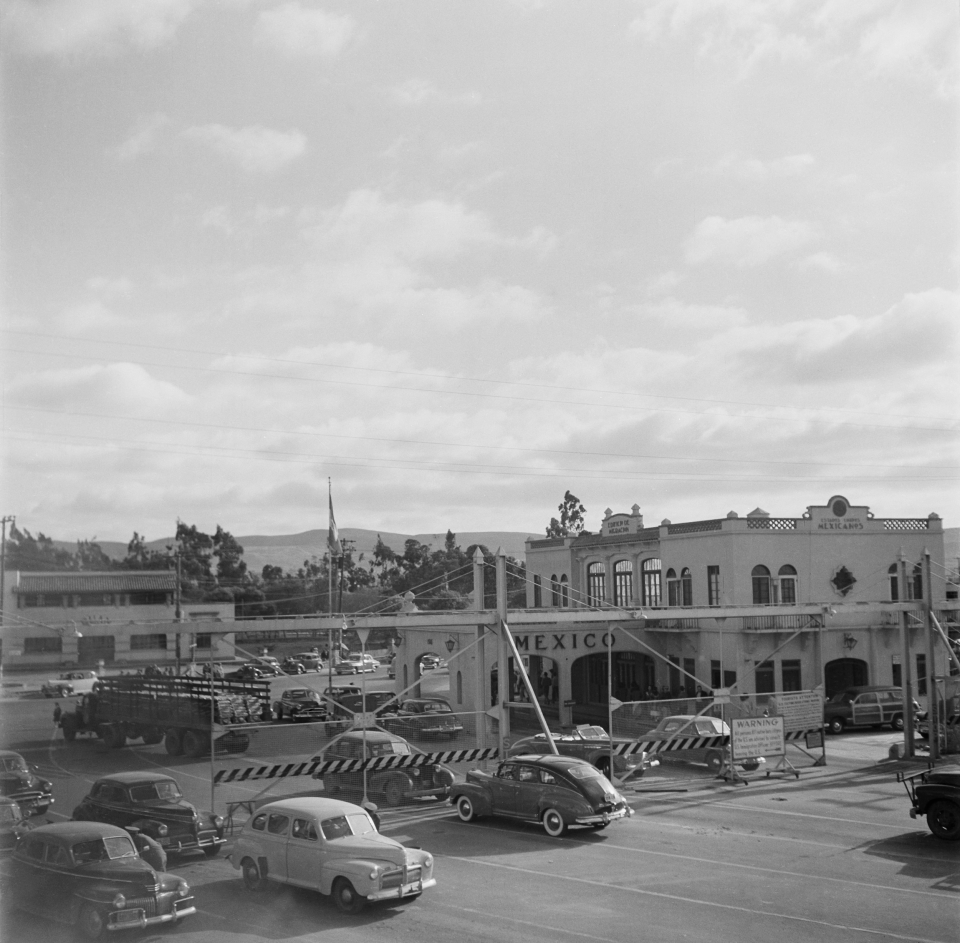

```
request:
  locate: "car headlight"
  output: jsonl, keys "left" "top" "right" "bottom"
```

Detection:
{"left": 368, "top": 866, "right": 381, "bottom": 880}
{"left": 157, "top": 824, "right": 168, "bottom": 837}
{"left": 423, "top": 854, "right": 433, "bottom": 868}
{"left": 177, "top": 880, "right": 190, "bottom": 898}
{"left": 112, "top": 893, "right": 126, "bottom": 909}
{"left": 213, "top": 815, "right": 223, "bottom": 828}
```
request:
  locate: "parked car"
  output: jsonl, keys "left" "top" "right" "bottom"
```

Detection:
{"left": 645, "top": 715, "right": 763, "bottom": 773}
{"left": 335, "top": 654, "right": 379, "bottom": 674}
{"left": 41, "top": 670, "right": 98, "bottom": 698}
{"left": 6, "top": 821, "right": 195, "bottom": 939}
{"left": 273, "top": 688, "right": 329, "bottom": 722}
{"left": 312, "top": 730, "right": 455, "bottom": 807}
{"left": 72, "top": 772, "right": 225, "bottom": 857}
{"left": 380, "top": 699, "right": 464, "bottom": 740}
{"left": 229, "top": 796, "right": 435, "bottom": 913}
{"left": 0, "top": 796, "right": 32, "bottom": 853}
{"left": 419, "top": 654, "right": 441, "bottom": 673}
{"left": 0, "top": 750, "right": 54, "bottom": 816}
{"left": 294, "top": 652, "right": 324, "bottom": 671}
{"left": 823, "top": 686, "right": 919, "bottom": 734}
{"left": 225, "top": 663, "right": 279, "bottom": 681}
{"left": 507, "top": 724, "right": 657, "bottom": 781}
{"left": 898, "top": 767, "right": 960, "bottom": 840}
{"left": 451, "top": 754, "right": 633, "bottom": 837}
{"left": 281, "top": 657, "right": 306, "bottom": 674}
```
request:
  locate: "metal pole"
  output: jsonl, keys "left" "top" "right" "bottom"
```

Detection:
{"left": 210, "top": 637, "right": 216, "bottom": 814}
{"left": 607, "top": 626, "right": 614, "bottom": 778}
{"left": 496, "top": 547, "right": 509, "bottom": 755}
{"left": 899, "top": 554, "right": 915, "bottom": 757}
{"left": 924, "top": 550, "right": 939, "bottom": 761}
{"left": 0, "top": 516, "right": 13, "bottom": 683}
{"left": 473, "top": 548, "right": 487, "bottom": 767}
{"left": 360, "top": 630, "right": 368, "bottom": 805}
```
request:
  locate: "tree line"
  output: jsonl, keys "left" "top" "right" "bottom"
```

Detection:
{"left": 4, "top": 522, "right": 527, "bottom": 615}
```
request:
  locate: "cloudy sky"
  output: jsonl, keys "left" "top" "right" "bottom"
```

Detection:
{"left": 2, "top": 0, "right": 958, "bottom": 546}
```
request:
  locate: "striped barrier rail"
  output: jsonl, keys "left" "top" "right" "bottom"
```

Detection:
{"left": 214, "top": 746, "right": 500, "bottom": 784}
{"left": 612, "top": 727, "right": 820, "bottom": 756}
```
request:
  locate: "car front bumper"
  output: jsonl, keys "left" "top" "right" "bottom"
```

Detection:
{"left": 160, "top": 833, "right": 225, "bottom": 853}
{"left": 106, "top": 898, "right": 196, "bottom": 932}
{"left": 367, "top": 876, "right": 436, "bottom": 902}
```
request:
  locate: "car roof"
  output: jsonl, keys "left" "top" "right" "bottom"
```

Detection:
{"left": 252, "top": 796, "right": 375, "bottom": 820}
{"left": 26, "top": 821, "right": 133, "bottom": 844}
{"left": 0, "top": 750, "right": 25, "bottom": 759}
{"left": 92, "top": 771, "right": 178, "bottom": 786}
{"left": 339, "top": 729, "right": 409, "bottom": 744}
{"left": 504, "top": 754, "right": 596, "bottom": 771}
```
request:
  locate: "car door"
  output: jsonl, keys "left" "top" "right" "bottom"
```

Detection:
{"left": 488, "top": 763, "right": 521, "bottom": 816}
{"left": 13, "top": 836, "right": 47, "bottom": 916}
{"left": 285, "top": 816, "right": 322, "bottom": 889}
{"left": 261, "top": 811, "right": 291, "bottom": 882}
{"left": 851, "top": 692, "right": 882, "bottom": 726}
{"left": 513, "top": 764, "right": 544, "bottom": 820}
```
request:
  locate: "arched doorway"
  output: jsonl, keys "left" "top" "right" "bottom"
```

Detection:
{"left": 824, "top": 658, "right": 868, "bottom": 698}
{"left": 415, "top": 651, "right": 449, "bottom": 700}
{"left": 570, "top": 651, "right": 655, "bottom": 724}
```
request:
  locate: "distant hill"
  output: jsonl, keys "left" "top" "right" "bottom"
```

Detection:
{"left": 59, "top": 528, "right": 538, "bottom": 576}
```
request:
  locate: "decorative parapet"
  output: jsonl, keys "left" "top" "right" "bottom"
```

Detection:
{"left": 665, "top": 520, "right": 723, "bottom": 536}
{"left": 880, "top": 519, "right": 930, "bottom": 531}
{"left": 746, "top": 518, "right": 798, "bottom": 531}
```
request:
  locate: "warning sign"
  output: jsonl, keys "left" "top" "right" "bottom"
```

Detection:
{"left": 732, "top": 716, "right": 784, "bottom": 761}
{"left": 769, "top": 692, "right": 823, "bottom": 732}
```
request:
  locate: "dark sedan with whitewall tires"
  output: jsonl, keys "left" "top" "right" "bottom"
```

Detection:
{"left": 451, "top": 754, "right": 633, "bottom": 837}
{"left": 4, "top": 821, "right": 195, "bottom": 939}
{"left": 72, "top": 772, "right": 225, "bottom": 857}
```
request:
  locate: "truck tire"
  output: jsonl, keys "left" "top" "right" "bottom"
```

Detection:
{"left": 164, "top": 730, "right": 184, "bottom": 756}
{"left": 927, "top": 800, "right": 960, "bottom": 841}
{"left": 102, "top": 725, "right": 126, "bottom": 749}
{"left": 183, "top": 730, "right": 206, "bottom": 758}
{"left": 61, "top": 715, "right": 78, "bottom": 742}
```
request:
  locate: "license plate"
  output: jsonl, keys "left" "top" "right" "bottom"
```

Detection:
{"left": 401, "top": 881, "right": 422, "bottom": 896}
{"left": 114, "top": 910, "right": 145, "bottom": 926}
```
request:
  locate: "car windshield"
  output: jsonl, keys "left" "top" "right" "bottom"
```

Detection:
{"left": 575, "top": 726, "right": 608, "bottom": 739}
{"left": 422, "top": 702, "right": 450, "bottom": 714}
{"left": 73, "top": 836, "right": 138, "bottom": 863}
{"left": 828, "top": 692, "right": 855, "bottom": 704}
{"left": 288, "top": 690, "right": 311, "bottom": 699}
{"left": 320, "top": 812, "right": 377, "bottom": 840}
{"left": 0, "top": 756, "right": 28, "bottom": 773}
{"left": 130, "top": 780, "right": 182, "bottom": 802}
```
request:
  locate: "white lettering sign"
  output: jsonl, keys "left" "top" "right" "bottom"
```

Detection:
{"left": 769, "top": 692, "right": 823, "bottom": 732}
{"left": 731, "top": 716, "right": 784, "bottom": 760}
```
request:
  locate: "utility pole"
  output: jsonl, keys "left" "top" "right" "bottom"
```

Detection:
{"left": 899, "top": 553, "right": 915, "bottom": 758}
{"left": 924, "top": 549, "right": 939, "bottom": 761}
{"left": 174, "top": 548, "right": 182, "bottom": 675}
{"left": 0, "top": 515, "right": 15, "bottom": 682}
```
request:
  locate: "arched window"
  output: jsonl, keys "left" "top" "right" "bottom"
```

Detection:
{"left": 550, "top": 574, "right": 560, "bottom": 607}
{"left": 912, "top": 564, "right": 923, "bottom": 601}
{"left": 533, "top": 574, "right": 542, "bottom": 608}
{"left": 614, "top": 560, "right": 633, "bottom": 608}
{"left": 752, "top": 565, "right": 771, "bottom": 605}
{"left": 587, "top": 562, "right": 606, "bottom": 607}
{"left": 777, "top": 565, "right": 797, "bottom": 604}
{"left": 559, "top": 575, "right": 569, "bottom": 607}
{"left": 888, "top": 563, "right": 899, "bottom": 601}
{"left": 642, "top": 558, "right": 661, "bottom": 607}
{"left": 456, "top": 671, "right": 463, "bottom": 704}
{"left": 680, "top": 567, "right": 693, "bottom": 607}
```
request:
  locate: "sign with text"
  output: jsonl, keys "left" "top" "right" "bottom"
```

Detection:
{"left": 769, "top": 692, "right": 824, "bottom": 732}
{"left": 732, "top": 716, "right": 784, "bottom": 761}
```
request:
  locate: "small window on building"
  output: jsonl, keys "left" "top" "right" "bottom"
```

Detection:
{"left": 680, "top": 568, "right": 692, "bottom": 607}
{"left": 559, "top": 575, "right": 569, "bottom": 607}
{"left": 711, "top": 660, "right": 722, "bottom": 689}
{"left": 916, "top": 654, "right": 927, "bottom": 697}
{"left": 642, "top": 558, "right": 662, "bottom": 607}
{"left": 888, "top": 564, "right": 899, "bottom": 602}
{"left": 911, "top": 565, "right": 923, "bottom": 601}
{"left": 707, "top": 566, "right": 720, "bottom": 606}
{"left": 195, "top": 633, "right": 211, "bottom": 650}
{"left": 755, "top": 660, "right": 775, "bottom": 694}
{"left": 550, "top": 575, "right": 559, "bottom": 607}
{"left": 666, "top": 569, "right": 680, "bottom": 607}
{"left": 752, "top": 566, "right": 771, "bottom": 605}
{"left": 533, "top": 575, "right": 542, "bottom": 608}
{"left": 781, "top": 660, "right": 801, "bottom": 692}
{"left": 130, "top": 634, "right": 167, "bottom": 651}
{"left": 24, "top": 637, "right": 63, "bottom": 654}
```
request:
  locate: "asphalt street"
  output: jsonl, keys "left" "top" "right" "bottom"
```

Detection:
{"left": 1, "top": 672, "right": 957, "bottom": 943}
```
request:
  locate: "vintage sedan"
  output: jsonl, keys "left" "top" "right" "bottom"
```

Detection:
{"left": 451, "top": 754, "right": 633, "bottom": 837}
{"left": 273, "top": 688, "right": 329, "bottom": 722}
{"left": 313, "top": 730, "right": 454, "bottom": 807}
{"left": 41, "top": 670, "right": 99, "bottom": 698}
{"left": 0, "top": 750, "right": 54, "bottom": 816}
{"left": 6, "top": 821, "right": 195, "bottom": 939}
{"left": 380, "top": 699, "right": 464, "bottom": 740}
{"left": 230, "top": 796, "right": 435, "bottom": 914}
{"left": 294, "top": 651, "right": 324, "bottom": 671}
{"left": 507, "top": 725, "right": 656, "bottom": 781}
{"left": 645, "top": 715, "right": 763, "bottom": 773}
{"left": 72, "top": 772, "right": 225, "bottom": 857}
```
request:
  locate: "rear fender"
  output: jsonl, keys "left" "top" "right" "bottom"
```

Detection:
{"left": 452, "top": 784, "right": 493, "bottom": 816}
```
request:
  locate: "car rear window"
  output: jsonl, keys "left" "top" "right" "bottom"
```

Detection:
{"left": 566, "top": 765, "right": 604, "bottom": 781}
{"left": 320, "top": 813, "right": 377, "bottom": 841}
{"left": 130, "top": 780, "right": 182, "bottom": 802}
{"left": 73, "top": 836, "right": 137, "bottom": 862}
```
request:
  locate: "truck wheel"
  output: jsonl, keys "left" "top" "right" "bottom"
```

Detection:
{"left": 102, "top": 725, "right": 125, "bottom": 749}
{"left": 383, "top": 776, "right": 407, "bottom": 808}
{"left": 332, "top": 877, "right": 366, "bottom": 914}
{"left": 890, "top": 714, "right": 904, "bottom": 731}
{"left": 183, "top": 730, "right": 206, "bottom": 758}
{"left": 164, "top": 730, "right": 184, "bottom": 756}
{"left": 927, "top": 800, "right": 960, "bottom": 841}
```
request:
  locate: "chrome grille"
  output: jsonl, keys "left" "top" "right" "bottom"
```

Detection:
{"left": 123, "top": 897, "right": 158, "bottom": 918}
{"left": 380, "top": 869, "right": 403, "bottom": 889}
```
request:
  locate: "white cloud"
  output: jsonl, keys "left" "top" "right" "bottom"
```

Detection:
{"left": 182, "top": 124, "right": 307, "bottom": 173}
{"left": 684, "top": 215, "right": 820, "bottom": 266}
{"left": 112, "top": 112, "right": 170, "bottom": 161}
{"left": 390, "top": 79, "right": 482, "bottom": 107}
{"left": 56, "top": 301, "right": 129, "bottom": 334}
{"left": 85, "top": 276, "right": 134, "bottom": 298}
{"left": 255, "top": 3, "right": 354, "bottom": 58}
{"left": 709, "top": 152, "right": 815, "bottom": 180}
{"left": 5, "top": 0, "right": 194, "bottom": 57}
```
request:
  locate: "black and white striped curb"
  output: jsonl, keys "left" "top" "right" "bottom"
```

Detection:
{"left": 214, "top": 747, "right": 499, "bottom": 784}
